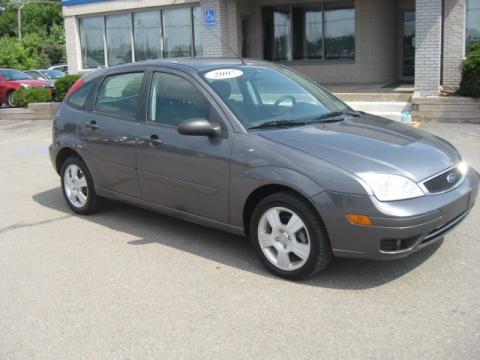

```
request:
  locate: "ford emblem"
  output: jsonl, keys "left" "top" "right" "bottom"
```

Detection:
{"left": 446, "top": 172, "right": 457, "bottom": 183}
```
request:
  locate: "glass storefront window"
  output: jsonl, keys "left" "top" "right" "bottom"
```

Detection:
{"left": 292, "top": 6, "right": 323, "bottom": 60}
{"left": 466, "top": 0, "right": 480, "bottom": 52}
{"left": 263, "top": 2, "right": 355, "bottom": 62}
{"left": 134, "top": 11, "right": 162, "bottom": 61}
{"left": 80, "top": 17, "right": 105, "bottom": 69}
{"left": 263, "top": 7, "right": 291, "bottom": 61}
{"left": 106, "top": 14, "right": 133, "bottom": 66}
{"left": 193, "top": 6, "right": 203, "bottom": 57}
{"left": 324, "top": 2, "right": 355, "bottom": 60}
{"left": 163, "top": 7, "right": 193, "bottom": 58}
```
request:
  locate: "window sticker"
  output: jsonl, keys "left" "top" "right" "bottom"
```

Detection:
{"left": 205, "top": 69, "right": 244, "bottom": 80}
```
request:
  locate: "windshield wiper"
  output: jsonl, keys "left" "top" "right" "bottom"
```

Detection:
{"left": 248, "top": 120, "right": 306, "bottom": 130}
{"left": 308, "top": 110, "right": 361, "bottom": 124}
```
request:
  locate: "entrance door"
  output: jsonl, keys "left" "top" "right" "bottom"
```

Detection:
{"left": 401, "top": 11, "right": 415, "bottom": 80}
{"left": 241, "top": 16, "right": 251, "bottom": 58}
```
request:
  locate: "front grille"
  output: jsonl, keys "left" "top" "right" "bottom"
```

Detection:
{"left": 423, "top": 166, "right": 462, "bottom": 193}
{"left": 380, "top": 236, "right": 419, "bottom": 252}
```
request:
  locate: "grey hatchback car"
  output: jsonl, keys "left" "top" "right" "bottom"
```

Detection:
{"left": 50, "top": 59, "right": 479, "bottom": 280}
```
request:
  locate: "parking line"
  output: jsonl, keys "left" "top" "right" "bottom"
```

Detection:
{"left": 0, "top": 121, "right": 32, "bottom": 129}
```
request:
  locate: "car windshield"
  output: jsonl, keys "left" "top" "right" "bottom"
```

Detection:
{"left": 41, "top": 70, "right": 65, "bottom": 79}
{"left": 200, "top": 65, "right": 350, "bottom": 129}
{"left": 0, "top": 69, "right": 31, "bottom": 81}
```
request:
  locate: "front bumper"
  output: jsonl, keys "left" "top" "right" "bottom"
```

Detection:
{"left": 312, "top": 167, "right": 479, "bottom": 260}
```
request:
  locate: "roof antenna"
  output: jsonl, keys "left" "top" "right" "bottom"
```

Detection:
{"left": 192, "top": 11, "right": 246, "bottom": 64}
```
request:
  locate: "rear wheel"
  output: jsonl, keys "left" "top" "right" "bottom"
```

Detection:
{"left": 6, "top": 91, "right": 16, "bottom": 107}
{"left": 250, "top": 191, "right": 332, "bottom": 280}
{"left": 60, "top": 156, "right": 104, "bottom": 215}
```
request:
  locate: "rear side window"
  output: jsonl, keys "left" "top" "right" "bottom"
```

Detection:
{"left": 95, "top": 72, "right": 144, "bottom": 119}
{"left": 66, "top": 81, "right": 97, "bottom": 110}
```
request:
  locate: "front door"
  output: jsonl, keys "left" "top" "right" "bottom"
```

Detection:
{"left": 81, "top": 70, "right": 146, "bottom": 198}
{"left": 136, "top": 70, "right": 232, "bottom": 223}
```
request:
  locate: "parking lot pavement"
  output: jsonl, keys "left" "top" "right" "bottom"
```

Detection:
{"left": 0, "top": 120, "right": 479, "bottom": 359}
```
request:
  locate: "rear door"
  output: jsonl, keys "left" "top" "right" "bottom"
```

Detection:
{"left": 79, "top": 69, "right": 147, "bottom": 198}
{"left": 136, "top": 69, "right": 233, "bottom": 223}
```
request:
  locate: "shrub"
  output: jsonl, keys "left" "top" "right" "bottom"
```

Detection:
{"left": 55, "top": 74, "right": 81, "bottom": 101}
{"left": 12, "top": 87, "right": 52, "bottom": 107}
{"left": 458, "top": 43, "right": 480, "bottom": 98}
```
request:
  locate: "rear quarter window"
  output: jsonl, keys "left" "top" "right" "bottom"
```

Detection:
{"left": 66, "top": 81, "right": 97, "bottom": 110}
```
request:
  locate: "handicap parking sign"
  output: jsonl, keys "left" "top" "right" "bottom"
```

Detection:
{"left": 204, "top": 8, "right": 217, "bottom": 27}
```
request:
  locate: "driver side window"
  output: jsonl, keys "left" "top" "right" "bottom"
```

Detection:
{"left": 149, "top": 72, "right": 211, "bottom": 127}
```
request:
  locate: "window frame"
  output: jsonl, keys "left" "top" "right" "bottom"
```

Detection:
{"left": 143, "top": 67, "right": 230, "bottom": 138}
{"left": 78, "top": 6, "right": 203, "bottom": 71}
{"left": 262, "top": 1, "right": 356, "bottom": 63}
{"left": 93, "top": 69, "right": 147, "bottom": 122}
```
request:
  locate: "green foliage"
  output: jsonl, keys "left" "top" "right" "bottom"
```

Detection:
{"left": 55, "top": 74, "right": 81, "bottom": 101}
{"left": 0, "top": 37, "right": 40, "bottom": 70}
{"left": 459, "top": 43, "right": 480, "bottom": 98}
{"left": 0, "top": 1, "right": 65, "bottom": 69}
{"left": 12, "top": 87, "right": 52, "bottom": 107}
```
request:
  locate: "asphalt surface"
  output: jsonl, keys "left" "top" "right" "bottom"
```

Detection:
{"left": 0, "top": 120, "right": 479, "bottom": 359}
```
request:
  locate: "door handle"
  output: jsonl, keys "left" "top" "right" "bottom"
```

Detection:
{"left": 148, "top": 134, "right": 163, "bottom": 145}
{"left": 85, "top": 120, "right": 98, "bottom": 130}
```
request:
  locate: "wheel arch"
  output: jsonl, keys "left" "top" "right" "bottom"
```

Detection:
{"left": 55, "top": 147, "right": 83, "bottom": 175}
{"left": 242, "top": 184, "right": 324, "bottom": 237}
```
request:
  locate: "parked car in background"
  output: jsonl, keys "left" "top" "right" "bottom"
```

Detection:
{"left": 49, "top": 59, "right": 479, "bottom": 280}
{"left": 25, "top": 69, "right": 66, "bottom": 86}
{"left": 49, "top": 64, "right": 68, "bottom": 73}
{"left": 0, "top": 69, "right": 55, "bottom": 107}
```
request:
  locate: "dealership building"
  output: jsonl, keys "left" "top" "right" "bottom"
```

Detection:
{"left": 62, "top": 0, "right": 480, "bottom": 96}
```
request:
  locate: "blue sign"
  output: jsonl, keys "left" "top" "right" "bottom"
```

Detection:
{"left": 204, "top": 8, "right": 217, "bottom": 27}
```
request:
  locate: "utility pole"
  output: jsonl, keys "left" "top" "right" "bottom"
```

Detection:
{"left": 17, "top": 3, "right": 25, "bottom": 40}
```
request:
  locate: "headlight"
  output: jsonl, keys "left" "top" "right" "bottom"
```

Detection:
{"left": 458, "top": 161, "right": 468, "bottom": 175}
{"left": 20, "top": 83, "right": 30, "bottom": 88}
{"left": 357, "top": 173, "right": 424, "bottom": 201}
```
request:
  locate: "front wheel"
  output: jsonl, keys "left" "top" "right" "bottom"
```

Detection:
{"left": 6, "top": 91, "right": 16, "bottom": 107}
{"left": 61, "top": 156, "right": 104, "bottom": 215}
{"left": 250, "top": 192, "right": 332, "bottom": 280}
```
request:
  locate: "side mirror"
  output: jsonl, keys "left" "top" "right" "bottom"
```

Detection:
{"left": 0, "top": 76, "right": 5, "bottom": 83}
{"left": 177, "top": 118, "right": 222, "bottom": 137}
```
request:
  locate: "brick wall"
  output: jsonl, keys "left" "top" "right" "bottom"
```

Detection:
{"left": 201, "top": 0, "right": 239, "bottom": 57}
{"left": 414, "top": 0, "right": 442, "bottom": 96}
{"left": 64, "top": 16, "right": 81, "bottom": 74}
{"left": 443, "top": 0, "right": 466, "bottom": 91}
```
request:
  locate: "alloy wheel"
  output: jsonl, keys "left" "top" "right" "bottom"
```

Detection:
{"left": 257, "top": 207, "right": 311, "bottom": 271}
{"left": 63, "top": 164, "right": 88, "bottom": 208}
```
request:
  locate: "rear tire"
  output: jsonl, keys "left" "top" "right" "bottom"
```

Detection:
{"left": 250, "top": 191, "right": 332, "bottom": 280}
{"left": 60, "top": 156, "right": 104, "bottom": 215}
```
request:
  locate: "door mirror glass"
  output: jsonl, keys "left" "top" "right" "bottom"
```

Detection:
{"left": 177, "top": 118, "right": 221, "bottom": 137}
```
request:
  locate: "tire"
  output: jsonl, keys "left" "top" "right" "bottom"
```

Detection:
{"left": 6, "top": 91, "right": 16, "bottom": 108}
{"left": 60, "top": 156, "right": 104, "bottom": 215}
{"left": 250, "top": 191, "right": 332, "bottom": 280}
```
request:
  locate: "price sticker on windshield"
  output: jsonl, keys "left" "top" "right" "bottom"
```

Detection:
{"left": 205, "top": 69, "right": 243, "bottom": 80}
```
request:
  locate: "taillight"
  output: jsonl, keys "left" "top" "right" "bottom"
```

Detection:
{"left": 66, "top": 78, "right": 85, "bottom": 96}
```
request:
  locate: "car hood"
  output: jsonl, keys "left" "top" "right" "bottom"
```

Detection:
{"left": 258, "top": 114, "right": 461, "bottom": 182}
{"left": 10, "top": 79, "right": 50, "bottom": 86}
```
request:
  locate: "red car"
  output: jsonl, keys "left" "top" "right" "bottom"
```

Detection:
{"left": 0, "top": 68, "right": 55, "bottom": 107}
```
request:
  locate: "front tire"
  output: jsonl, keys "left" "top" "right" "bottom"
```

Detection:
{"left": 250, "top": 191, "right": 332, "bottom": 280}
{"left": 6, "top": 91, "right": 16, "bottom": 107}
{"left": 60, "top": 156, "right": 104, "bottom": 215}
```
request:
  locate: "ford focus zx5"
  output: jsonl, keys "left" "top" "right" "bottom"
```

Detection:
{"left": 49, "top": 59, "right": 479, "bottom": 280}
